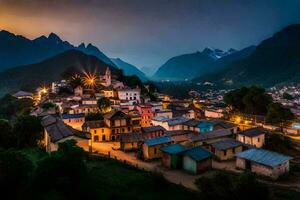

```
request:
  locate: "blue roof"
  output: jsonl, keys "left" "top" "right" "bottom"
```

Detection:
{"left": 183, "top": 147, "right": 212, "bottom": 161}
{"left": 160, "top": 144, "right": 186, "bottom": 154}
{"left": 62, "top": 113, "right": 85, "bottom": 119}
{"left": 235, "top": 148, "right": 292, "bottom": 167}
{"left": 144, "top": 136, "right": 171, "bottom": 146}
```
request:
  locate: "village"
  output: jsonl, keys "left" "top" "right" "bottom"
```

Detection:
{"left": 13, "top": 67, "right": 300, "bottom": 190}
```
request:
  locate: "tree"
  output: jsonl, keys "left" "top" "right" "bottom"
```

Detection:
{"left": 97, "top": 97, "right": 111, "bottom": 113}
{"left": 283, "top": 92, "right": 294, "bottom": 100}
{"left": 224, "top": 86, "right": 272, "bottom": 115}
{"left": 13, "top": 115, "right": 43, "bottom": 148}
{"left": 0, "top": 119, "right": 16, "bottom": 149}
{"left": 0, "top": 150, "right": 34, "bottom": 198}
{"left": 41, "top": 102, "right": 56, "bottom": 110}
{"left": 265, "top": 103, "right": 294, "bottom": 125}
{"left": 69, "top": 75, "right": 84, "bottom": 89}
{"left": 32, "top": 140, "right": 87, "bottom": 199}
{"left": 0, "top": 94, "right": 33, "bottom": 119}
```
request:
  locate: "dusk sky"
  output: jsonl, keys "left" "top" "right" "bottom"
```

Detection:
{"left": 1, "top": 0, "right": 300, "bottom": 70}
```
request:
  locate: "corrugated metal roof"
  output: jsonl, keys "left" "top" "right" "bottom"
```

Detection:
{"left": 235, "top": 148, "right": 292, "bottom": 167}
{"left": 211, "top": 139, "right": 243, "bottom": 150}
{"left": 239, "top": 128, "right": 266, "bottom": 137}
{"left": 191, "top": 129, "right": 232, "bottom": 142}
{"left": 160, "top": 144, "right": 186, "bottom": 154}
{"left": 144, "top": 136, "right": 171, "bottom": 146}
{"left": 141, "top": 125, "right": 166, "bottom": 133}
{"left": 183, "top": 147, "right": 212, "bottom": 161}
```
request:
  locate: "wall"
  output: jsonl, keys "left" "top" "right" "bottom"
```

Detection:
{"left": 215, "top": 146, "right": 243, "bottom": 161}
{"left": 183, "top": 156, "right": 196, "bottom": 173}
{"left": 237, "top": 134, "right": 265, "bottom": 148}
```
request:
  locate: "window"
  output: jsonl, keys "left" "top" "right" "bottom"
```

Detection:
{"left": 258, "top": 138, "right": 260, "bottom": 142}
{"left": 154, "top": 148, "right": 157, "bottom": 154}
{"left": 94, "top": 130, "right": 97, "bottom": 134}
{"left": 102, "top": 129, "right": 104, "bottom": 133}
{"left": 224, "top": 150, "right": 227, "bottom": 156}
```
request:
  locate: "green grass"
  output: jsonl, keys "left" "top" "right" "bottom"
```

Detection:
{"left": 87, "top": 156, "right": 196, "bottom": 200}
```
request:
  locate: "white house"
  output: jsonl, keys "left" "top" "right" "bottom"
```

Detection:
{"left": 118, "top": 88, "right": 141, "bottom": 104}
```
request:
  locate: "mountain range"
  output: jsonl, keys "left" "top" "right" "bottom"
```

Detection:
{"left": 193, "top": 24, "right": 300, "bottom": 88}
{"left": 0, "top": 30, "right": 117, "bottom": 71}
{"left": 111, "top": 58, "right": 148, "bottom": 81}
{"left": 152, "top": 48, "right": 239, "bottom": 81}
{"left": 0, "top": 50, "right": 121, "bottom": 96}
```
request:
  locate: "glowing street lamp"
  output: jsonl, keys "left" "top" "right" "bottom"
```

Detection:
{"left": 83, "top": 72, "right": 97, "bottom": 88}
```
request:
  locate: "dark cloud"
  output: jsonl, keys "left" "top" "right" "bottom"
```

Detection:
{"left": 0, "top": 0, "right": 300, "bottom": 70}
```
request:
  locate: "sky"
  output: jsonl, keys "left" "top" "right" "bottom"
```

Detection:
{"left": 0, "top": 0, "right": 300, "bottom": 72}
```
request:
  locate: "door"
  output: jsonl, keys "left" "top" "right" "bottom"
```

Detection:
{"left": 245, "top": 160, "right": 251, "bottom": 170}
{"left": 102, "top": 134, "right": 106, "bottom": 141}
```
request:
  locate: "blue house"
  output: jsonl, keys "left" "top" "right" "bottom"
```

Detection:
{"left": 197, "top": 120, "right": 214, "bottom": 133}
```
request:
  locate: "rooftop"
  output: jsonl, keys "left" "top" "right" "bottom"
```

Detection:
{"left": 239, "top": 128, "right": 266, "bottom": 137}
{"left": 191, "top": 129, "right": 232, "bottom": 142}
{"left": 144, "top": 136, "right": 171, "bottom": 146}
{"left": 211, "top": 139, "right": 243, "bottom": 150}
{"left": 62, "top": 113, "right": 85, "bottom": 119}
{"left": 141, "top": 125, "right": 166, "bottom": 133}
{"left": 160, "top": 143, "right": 187, "bottom": 154}
{"left": 182, "top": 147, "right": 212, "bottom": 161}
{"left": 235, "top": 148, "right": 292, "bottom": 167}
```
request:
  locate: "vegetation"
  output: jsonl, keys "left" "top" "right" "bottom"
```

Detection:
{"left": 41, "top": 102, "right": 56, "bottom": 110}
{"left": 0, "top": 94, "right": 33, "bottom": 120}
{"left": 283, "top": 92, "right": 294, "bottom": 100}
{"left": 195, "top": 171, "right": 270, "bottom": 200}
{"left": 224, "top": 86, "right": 272, "bottom": 115}
{"left": 97, "top": 97, "right": 111, "bottom": 113}
{"left": 265, "top": 103, "right": 294, "bottom": 125}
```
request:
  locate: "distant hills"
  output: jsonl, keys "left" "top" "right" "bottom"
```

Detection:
{"left": 111, "top": 58, "right": 148, "bottom": 81}
{"left": 152, "top": 48, "right": 238, "bottom": 81}
{"left": 0, "top": 50, "right": 121, "bottom": 96}
{"left": 193, "top": 24, "right": 300, "bottom": 88}
{"left": 0, "top": 30, "right": 115, "bottom": 71}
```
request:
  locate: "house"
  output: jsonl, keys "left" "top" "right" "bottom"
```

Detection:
{"left": 102, "top": 87, "right": 117, "bottom": 98}
{"left": 136, "top": 105, "right": 154, "bottom": 127}
{"left": 142, "top": 136, "right": 172, "bottom": 160}
{"left": 160, "top": 144, "right": 187, "bottom": 169}
{"left": 212, "top": 120, "right": 238, "bottom": 134}
{"left": 69, "top": 104, "right": 98, "bottom": 115}
{"left": 237, "top": 128, "right": 266, "bottom": 148}
{"left": 205, "top": 109, "right": 224, "bottom": 118}
{"left": 41, "top": 115, "right": 90, "bottom": 152}
{"left": 148, "top": 102, "right": 163, "bottom": 112}
{"left": 62, "top": 113, "right": 85, "bottom": 130}
{"left": 196, "top": 120, "right": 214, "bottom": 132}
{"left": 155, "top": 109, "right": 173, "bottom": 118}
{"left": 13, "top": 91, "right": 33, "bottom": 99}
{"left": 190, "top": 129, "right": 233, "bottom": 147}
{"left": 128, "top": 109, "right": 141, "bottom": 132}
{"left": 182, "top": 147, "right": 213, "bottom": 174}
{"left": 141, "top": 125, "right": 166, "bottom": 139}
{"left": 151, "top": 117, "right": 190, "bottom": 131}
{"left": 235, "top": 149, "right": 292, "bottom": 180}
{"left": 74, "top": 86, "right": 83, "bottom": 96}
{"left": 99, "top": 67, "right": 111, "bottom": 87}
{"left": 82, "top": 98, "right": 97, "bottom": 105}
{"left": 120, "top": 132, "right": 144, "bottom": 151}
{"left": 209, "top": 139, "right": 243, "bottom": 161}
{"left": 103, "top": 110, "right": 133, "bottom": 140}
{"left": 117, "top": 88, "right": 141, "bottom": 104}
{"left": 82, "top": 120, "right": 111, "bottom": 142}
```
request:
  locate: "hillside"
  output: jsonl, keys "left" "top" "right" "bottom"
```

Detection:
{"left": 0, "top": 50, "right": 121, "bottom": 96}
{"left": 111, "top": 58, "right": 148, "bottom": 81}
{"left": 152, "top": 48, "right": 236, "bottom": 81}
{"left": 195, "top": 24, "right": 300, "bottom": 87}
{"left": 0, "top": 30, "right": 115, "bottom": 71}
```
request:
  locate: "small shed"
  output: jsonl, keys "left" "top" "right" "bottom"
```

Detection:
{"left": 160, "top": 144, "right": 187, "bottom": 169}
{"left": 182, "top": 147, "right": 212, "bottom": 174}
{"left": 142, "top": 136, "right": 172, "bottom": 160}
{"left": 235, "top": 148, "right": 292, "bottom": 180}
{"left": 209, "top": 139, "right": 243, "bottom": 161}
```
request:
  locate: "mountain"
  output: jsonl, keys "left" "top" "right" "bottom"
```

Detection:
{"left": 110, "top": 58, "right": 148, "bottom": 81}
{"left": 0, "top": 30, "right": 115, "bottom": 71}
{"left": 152, "top": 48, "right": 235, "bottom": 81}
{"left": 0, "top": 50, "right": 121, "bottom": 96}
{"left": 192, "top": 45, "right": 256, "bottom": 81}
{"left": 195, "top": 24, "right": 300, "bottom": 87}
